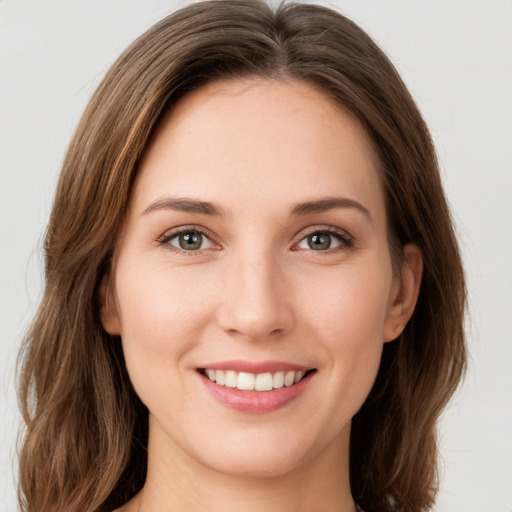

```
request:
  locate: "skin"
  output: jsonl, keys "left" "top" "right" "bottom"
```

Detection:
{"left": 102, "top": 78, "right": 422, "bottom": 512}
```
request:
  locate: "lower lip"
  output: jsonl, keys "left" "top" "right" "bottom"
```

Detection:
{"left": 198, "top": 371, "right": 315, "bottom": 413}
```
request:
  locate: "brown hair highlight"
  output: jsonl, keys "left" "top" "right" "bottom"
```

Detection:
{"left": 18, "top": 2, "right": 466, "bottom": 511}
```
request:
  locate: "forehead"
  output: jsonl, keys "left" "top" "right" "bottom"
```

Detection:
{"left": 132, "top": 78, "right": 385, "bottom": 222}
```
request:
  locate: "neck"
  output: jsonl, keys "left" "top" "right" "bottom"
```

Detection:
{"left": 133, "top": 417, "right": 356, "bottom": 512}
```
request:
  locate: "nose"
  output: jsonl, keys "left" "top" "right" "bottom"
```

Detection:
{"left": 216, "top": 250, "right": 295, "bottom": 342}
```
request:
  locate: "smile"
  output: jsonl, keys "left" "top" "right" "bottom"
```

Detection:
{"left": 200, "top": 369, "right": 310, "bottom": 392}
{"left": 197, "top": 364, "right": 317, "bottom": 413}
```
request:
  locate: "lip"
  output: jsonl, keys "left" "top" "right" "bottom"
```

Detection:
{"left": 197, "top": 362, "right": 316, "bottom": 413}
{"left": 197, "top": 359, "right": 312, "bottom": 374}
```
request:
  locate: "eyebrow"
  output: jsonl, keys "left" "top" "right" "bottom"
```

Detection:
{"left": 290, "top": 196, "right": 372, "bottom": 220}
{"left": 143, "top": 197, "right": 226, "bottom": 216}
{"left": 142, "top": 195, "right": 371, "bottom": 220}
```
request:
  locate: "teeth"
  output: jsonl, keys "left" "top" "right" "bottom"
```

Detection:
{"left": 273, "top": 371, "right": 285, "bottom": 389}
{"left": 294, "top": 370, "right": 305, "bottom": 383}
{"left": 215, "top": 370, "right": 225, "bottom": 386}
{"left": 225, "top": 370, "right": 237, "bottom": 388}
{"left": 255, "top": 372, "right": 273, "bottom": 391}
{"left": 284, "top": 371, "right": 295, "bottom": 386}
{"left": 203, "top": 368, "right": 310, "bottom": 391}
{"left": 237, "top": 372, "right": 255, "bottom": 390}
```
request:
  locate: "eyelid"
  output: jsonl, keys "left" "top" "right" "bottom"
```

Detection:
{"left": 291, "top": 225, "right": 354, "bottom": 252}
{"left": 157, "top": 225, "right": 221, "bottom": 253}
{"left": 156, "top": 224, "right": 354, "bottom": 255}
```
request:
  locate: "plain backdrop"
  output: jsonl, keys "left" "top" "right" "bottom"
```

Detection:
{"left": 1, "top": 1, "right": 511, "bottom": 511}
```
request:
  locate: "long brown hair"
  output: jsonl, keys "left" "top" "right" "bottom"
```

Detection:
{"left": 17, "top": 1, "right": 466, "bottom": 511}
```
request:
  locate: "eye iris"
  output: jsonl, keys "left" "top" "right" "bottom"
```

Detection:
{"left": 179, "top": 232, "right": 202, "bottom": 250}
{"left": 308, "top": 233, "right": 331, "bottom": 250}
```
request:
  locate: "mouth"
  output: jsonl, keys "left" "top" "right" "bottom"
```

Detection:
{"left": 195, "top": 360, "right": 317, "bottom": 412}
{"left": 198, "top": 368, "right": 316, "bottom": 392}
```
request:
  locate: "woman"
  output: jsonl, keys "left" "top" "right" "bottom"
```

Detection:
{"left": 17, "top": 1, "right": 466, "bottom": 511}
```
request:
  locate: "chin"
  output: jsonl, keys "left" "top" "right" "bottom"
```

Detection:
{"left": 203, "top": 448, "right": 308, "bottom": 479}
{"left": 189, "top": 424, "right": 337, "bottom": 480}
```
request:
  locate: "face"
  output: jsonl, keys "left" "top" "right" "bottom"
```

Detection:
{"left": 102, "top": 79, "right": 420, "bottom": 479}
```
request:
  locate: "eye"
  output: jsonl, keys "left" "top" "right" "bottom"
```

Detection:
{"left": 159, "top": 228, "right": 216, "bottom": 252}
{"left": 295, "top": 228, "right": 353, "bottom": 252}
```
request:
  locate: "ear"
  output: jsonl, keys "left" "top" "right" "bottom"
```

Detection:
{"left": 384, "top": 244, "right": 423, "bottom": 342}
{"left": 99, "top": 274, "right": 121, "bottom": 335}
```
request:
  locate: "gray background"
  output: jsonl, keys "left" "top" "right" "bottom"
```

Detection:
{"left": 1, "top": 1, "right": 511, "bottom": 511}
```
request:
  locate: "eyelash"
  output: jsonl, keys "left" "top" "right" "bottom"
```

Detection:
{"left": 157, "top": 225, "right": 354, "bottom": 255}
{"left": 157, "top": 225, "right": 220, "bottom": 255}
{"left": 293, "top": 226, "right": 354, "bottom": 254}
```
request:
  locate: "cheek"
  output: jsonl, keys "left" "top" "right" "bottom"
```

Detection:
{"left": 297, "top": 262, "right": 391, "bottom": 397}
{"left": 300, "top": 261, "right": 392, "bottom": 340}
{"left": 114, "top": 263, "right": 216, "bottom": 388}
{"left": 117, "top": 258, "right": 216, "bottom": 329}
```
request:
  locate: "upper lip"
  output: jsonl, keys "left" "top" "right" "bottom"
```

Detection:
{"left": 197, "top": 360, "right": 313, "bottom": 374}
